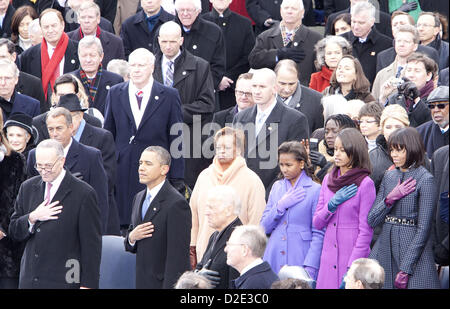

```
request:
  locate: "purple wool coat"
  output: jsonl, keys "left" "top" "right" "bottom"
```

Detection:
{"left": 313, "top": 173, "right": 376, "bottom": 289}
{"left": 261, "top": 172, "right": 324, "bottom": 278}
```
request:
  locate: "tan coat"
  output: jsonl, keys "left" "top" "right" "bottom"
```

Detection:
{"left": 372, "top": 60, "right": 400, "bottom": 103}
{"left": 114, "top": 0, "right": 140, "bottom": 35}
{"left": 190, "top": 156, "right": 267, "bottom": 261}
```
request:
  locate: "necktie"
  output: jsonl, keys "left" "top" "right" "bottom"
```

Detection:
{"left": 141, "top": 193, "right": 152, "bottom": 220}
{"left": 165, "top": 61, "right": 174, "bottom": 87}
{"left": 45, "top": 182, "right": 53, "bottom": 205}
{"left": 395, "top": 66, "right": 403, "bottom": 78}
{"left": 255, "top": 112, "right": 266, "bottom": 136}
{"left": 136, "top": 90, "right": 144, "bottom": 110}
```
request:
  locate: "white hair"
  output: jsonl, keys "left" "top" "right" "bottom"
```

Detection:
{"left": 78, "top": 36, "right": 103, "bottom": 56}
{"left": 36, "top": 139, "right": 64, "bottom": 158}
{"left": 129, "top": 48, "right": 155, "bottom": 65}
{"left": 322, "top": 94, "right": 348, "bottom": 120}
{"left": 351, "top": 1, "right": 376, "bottom": 19}
{"left": 281, "top": 0, "right": 304, "bottom": 11}
{"left": 28, "top": 18, "right": 42, "bottom": 35}
{"left": 175, "top": 0, "right": 202, "bottom": 12}
{"left": 207, "top": 185, "right": 241, "bottom": 216}
{"left": 0, "top": 59, "right": 20, "bottom": 78}
{"left": 232, "top": 225, "right": 267, "bottom": 258}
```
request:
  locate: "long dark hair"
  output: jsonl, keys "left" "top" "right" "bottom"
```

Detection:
{"left": 335, "top": 128, "right": 372, "bottom": 172}
{"left": 10, "top": 5, "right": 39, "bottom": 44}
{"left": 388, "top": 127, "right": 425, "bottom": 169}
{"left": 330, "top": 55, "right": 371, "bottom": 95}
{"left": 277, "top": 141, "right": 318, "bottom": 182}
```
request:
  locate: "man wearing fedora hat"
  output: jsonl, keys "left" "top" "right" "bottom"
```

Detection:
{"left": 56, "top": 93, "right": 120, "bottom": 235}
{"left": 3, "top": 112, "right": 39, "bottom": 159}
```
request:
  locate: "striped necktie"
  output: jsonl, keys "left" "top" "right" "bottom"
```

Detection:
{"left": 165, "top": 61, "right": 174, "bottom": 87}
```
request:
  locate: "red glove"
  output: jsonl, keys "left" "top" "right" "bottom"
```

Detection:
{"left": 394, "top": 271, "right": 410, "bottom": 289}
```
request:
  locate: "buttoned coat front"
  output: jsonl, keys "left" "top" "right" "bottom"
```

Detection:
{"left": 368, "top": 166, "right": 441, "bottom": 289}
{"left": 313, "top": 174, "right": 376, "bottom": 289}
{"left": 261, "top": 172, "right": 324, "bottom": 275}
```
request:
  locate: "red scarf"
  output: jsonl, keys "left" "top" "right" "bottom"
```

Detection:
{"left": 41, "top": 33, "right": 69, "bottom": 99}
{"left": 79, "top": 26, "right": 101, "bottom": 39}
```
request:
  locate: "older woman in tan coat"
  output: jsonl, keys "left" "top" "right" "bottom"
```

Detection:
{"left": 189, "top": 127, "right": 266, "bottom": 268}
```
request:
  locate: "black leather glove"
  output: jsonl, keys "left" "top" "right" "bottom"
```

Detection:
{"left": 277, "top": 47, "right": 306, "bottom": 63}
{"left": 310, "top": 150, "right": 328, "bottom": 168}
{"left": 433, "top": 243, "right": 449, "bottom": 266}
{"left": 398, "top": 80, "right": 420, "bottom": 101}
{"left": 170, "top": 178, "right": 187, "bottom": 198}
{"left": 197, "top": 268, "right": 221, "bottom": 287}
{"left": 397, "top": 1, "right": 418, "bottom": 13}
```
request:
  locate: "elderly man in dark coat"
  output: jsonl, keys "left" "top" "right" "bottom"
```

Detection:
{"left": 153, "top": 20, "right": 215, "bottom": 190}
{"left": 341, "top": 1, "right": 392, "bottom": 85}
{"left": 417, "top": 86, "right": 449, "bottom": 159}
{"left": 202, "top": 0, "right": 255, "bottom": 110}
{"left": 248, "top": 0, "right": 322, "bottom": 87}
{"left": 431, "top": 145, "right": 449, "bottom": 271}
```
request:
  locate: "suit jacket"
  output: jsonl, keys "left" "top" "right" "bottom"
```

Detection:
{"left": 16, "top": 71, "right": 47, "bottom": 114}
{"left": 124, "top": 180, "right": 191, "bottom": 289}
{"left": 325, "top": 7, "right": 392, "bottom": 38}
{"left": 249, "top": 23, "right": 323, "bottom": 86}
{"left": 212, "top": 106, "right": 238, "bottom": 129}
{"left": 276, "top": 83, "right": 323, "bottom": 133}
{"left": 78, "top": 122, "right": 119, "bottom": 235}
{"left": 67, "top": 27, "right": 125, "bottom": 68}
{"left": 0, "top": 5, "right": 15, "bottom": 39}
{"left": 2, "top": 92, "right": 41, "bottom": 121}
{"left": 27, "top": 139, "right": 109, "bottom": 233}
{"left": 231, "top": 261, "right": 279, "bottom": 289}
{"left": 70, "top": 69, "right": 124, "bottom": 115}
{"left": 120, "top": 8, "right": 174, "bottom": 58}
{"left": 8, "top": 171, "right": 102, "bottom": 289}
{"left": 32, "top": 112, "right": 102, "bottom": 142}
{"left": 233, "top": 101, "right": 310, "bottom": 194}
{"left": 342, "top": 28, "right": 393, "bottom": 85}
{"left": 417, "top": 120, "right": 449, "bottom": 159}
{"left": 18, "top": 39, "right": 80, "bottom": 93}
{"left": 376, "top": 45, "right": 440, "bottom": 74}
{"left": 196, "top": 217, "right": 242, "bottom": 289}
{"left": 104, "top": 80, "right": 185, "bottom": 226}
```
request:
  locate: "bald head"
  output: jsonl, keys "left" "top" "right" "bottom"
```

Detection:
{"left": 251, "top": 68, "right": 277, "bottom": 108}
{"left": 158, "top": 21, "right": 184, "bottom": 59}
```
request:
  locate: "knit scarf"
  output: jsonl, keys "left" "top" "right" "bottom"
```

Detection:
{"left": 79, "top": 25, "right": 101, "bottom": 39}
{"left": 405, "top": 79, "right": 435, "bottom": 109}
{"left": 41, "top": 33, "right": 69, "bottom": 99}
{"left": 79, "top": 64, "right": 103, "bottom": 106}
{"left": 327, "top": 166, "right": 370, "bottom": 193}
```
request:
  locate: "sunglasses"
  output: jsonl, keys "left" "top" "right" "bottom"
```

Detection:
{"left": 427, "top": 103, "right": 449, "bottom": 110}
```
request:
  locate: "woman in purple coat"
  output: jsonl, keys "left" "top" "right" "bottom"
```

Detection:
{"left": 261, "top": 141, "right": 324, "bottom": 280}
{"left": 313, "top": 128, "right": 376, "bottom": 289}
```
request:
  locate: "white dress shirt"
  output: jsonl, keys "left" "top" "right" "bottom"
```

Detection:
{"left": 63, "top": 138, "right": 73, "bottom": 157}
{"left": 47, "top": 42, "right": 65, "bottom": 79}
{"left": 128, "top": 79, "right": 154, "bottom": 128}
{"left": 255, "top": 99, "right": 277, "bottom": 136}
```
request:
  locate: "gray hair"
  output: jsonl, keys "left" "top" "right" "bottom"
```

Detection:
{"left": 314, "top": 35, "right": 353, "bottom": 69}
{"left": 78, "top": 36, "right": 103, "bottom": 56}
{"left": 28, "top": 18, "right": 41, "bottom": 35}
{"left": 107, "top": 59, "right": 129, "bottom": 79}
{"left": 175, "top": 0, "right": 202, "bottom": 12}
{"left": 78, "top": 1, "right": 101, "bottom": 17}
{"left": 351, "top": 1, "right": 376, "bottom": 19}
{"left": 0, "top": 59, "right": 20, "bottom": 78}
{"left": 46, "top": 107, "right": 73, "bottom": 126}
{"left": 174, "top": 271, "right": 212, "bottom": 289}
{"left": 281, "top": 0, "right": 305, "bottom": 11}
{"left": 395, "top": 24, "right": 420, "bottom": 44}
{"left": 350, "top": 258, "right": 385, "bottom": 289}
{"left": 207, "top": 185, "right": 242, "bottom": 216}
{"left": 36, "top": 139, "right": 64, "bottom": 158}
{"left": 233, "top": 225, "right": 267, "bottom": 258}
{"left": 322, "top": 94, "right": 348, "bottom": 120}
{"left": 144, "top": 145, "right": 171, "bottom": 167}
{"left": 129, "top": 48, "right": 155, "bottom": 66}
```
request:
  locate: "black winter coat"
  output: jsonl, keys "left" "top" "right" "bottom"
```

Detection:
{"left": 0, "top": 151, "right": 27, "bottom": 278}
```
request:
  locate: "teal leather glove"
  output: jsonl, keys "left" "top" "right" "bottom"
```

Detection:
{"left": 328, "top": 184, "right": 358, "bottom": 213}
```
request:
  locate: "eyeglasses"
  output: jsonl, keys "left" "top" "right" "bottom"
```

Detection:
{"left": 225, "top": 241, "right": 245, "bottom": 247}
{"left": 416, "top": 23, "right": 437, "bottom": 28}
{"left": 427, "top": 103, "right": 449, "bottom": 110}
{"left": 35, "top": 158, "right": 60, "bottom": 172}
{"left": 177, "top": 8, "right": 197, "bottom": 14}
{"left": 235, "top": 90, "right": 252, "bottom": 97}
{"left": 358, "top": 120, "right": 378, "bottom": 125}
